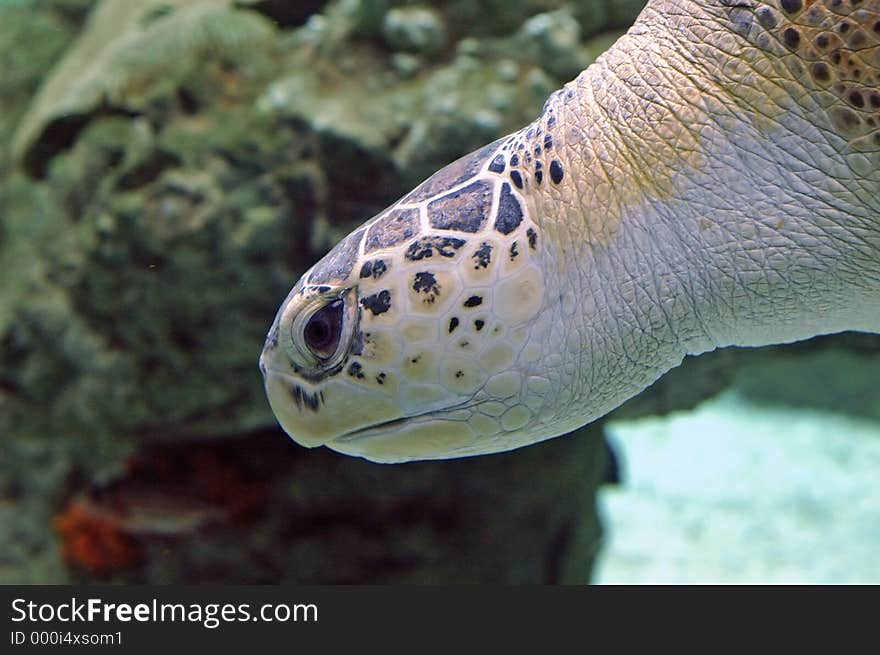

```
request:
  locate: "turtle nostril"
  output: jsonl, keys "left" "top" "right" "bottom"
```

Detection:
{"left": 303, "top": 300, "right": 344, "bottom": 359}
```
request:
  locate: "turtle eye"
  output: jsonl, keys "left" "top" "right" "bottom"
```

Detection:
{"left": 282, "top": 289, "right": 356, "bottom": 372}
{"left": 303, "top": 300, "right": 344, "bottom": 360}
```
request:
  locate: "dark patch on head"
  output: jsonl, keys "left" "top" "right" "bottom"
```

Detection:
{"left": 473, "top": 242, "right": 492, "bottom": 269}
{"left": 288, "top": 384, "right": 322, "bottom": 412}
{"left": 412, "top": 271, "right": 437, "bottom": 293}
{"left": 756, "top": 6, "right": 778, "bottom": 29}
{"left": 728, "top": 5, "right": 753, "bottom": 35}
{"left": 527, "top": 228, "right": 537, "bottom": 250}
{"left": 350, "top": 330, "right": 365, "bottom": 356}
{"left": 448, "top": 317, "right": 459, "bottom": 333}
{"left": 846, "top": 28, "right": 867, "bottom": 49}
{"left": 494, "top": 183, "right": 524, "bottom": 235}
{"left": 510, "top": 154, "right": 520, "bottom": 166}
{"left": 348, "top": 361, "right": 365, "bottom": 379}
{"left": 535, "top": 170, "right": 543, "bottom": 184}
{"left": 510, "top": 170, "right": 523, "bottom": 189}
{"left": 547, "top": 115, "right": 556, "bottom": 129}
{"left": 534, "top": 146, "right": 542, "bottom": 157}
{"left": 428, "top": 180, "right": 493, "bottom": 233}
{"left": 463, "top": 295, "right": 483, "bottom": 308}
{"left": 361, "top": 290, "right": 392, "bottom": 316}
{"left": 365, "top": 207, "right": 419, "bottom": 254}
{"left": 474, "top": 319, "right": 485, "bottom": 331}
{"left": 403, "top": 138, "right": 504, "bottom": 203}
{"left": 811, "top": 62, "right": 831, "bottom": 83}
{"left": 405, "top": 236, "right": 466, "bottom": 261}
{"left": 510, "top": 242, "right": 519, "bottom": 260}
{"left": 780, "top": 0, "right": 802, "bottom": 14}
{"left": 359, "top": 259, "right": 388, "bottom": 280}
{"left": 308, "top": 228, "right": 364, "bottom": 284}
{"left": 543, "top": 133, "right": 553, "bottom": 150}
{"left": 549, "top": 159, "right": 564, "bottom": 184}
{"left": 782, "top": 26, "right": 800, "bottom": 50}
{"left": 848, "top": 89, "right": 865, "bottom": 108}
{"left": 830, "top": 106, "right": 862, "bottom": 133}
{"left": 488, "top": 154, "right": 506, "bottom": 173}
{"left": 412, "top": 271, "right": 440, "bottom": 303}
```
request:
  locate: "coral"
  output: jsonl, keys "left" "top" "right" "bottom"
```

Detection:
{"left": 0, "top": 3, "right": 76, "bottom": 166}
{"left": 54, "top": 501, "right": 144, "bottom": 576}
{"left": 12, "top": 0, "right": 278, "bottom": 176}
{"left": 381, "top": 6, "right": 446, "bottom": 54}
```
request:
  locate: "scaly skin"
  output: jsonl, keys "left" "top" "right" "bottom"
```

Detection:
{"left": 260, "top": 0, "right": 880, "bottom": 463}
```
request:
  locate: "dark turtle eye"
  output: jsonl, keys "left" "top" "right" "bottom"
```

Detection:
{"left": 303, "top": 300, "right": 344, "bottom": 359}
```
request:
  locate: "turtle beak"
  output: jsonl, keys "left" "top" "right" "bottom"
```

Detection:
{"left": 260, "top": 359, "right": 404, "bottom": 451}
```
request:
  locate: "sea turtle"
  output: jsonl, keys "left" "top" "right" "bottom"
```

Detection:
{"left": 260, "top": 0, "right": 880, "bottom": 463}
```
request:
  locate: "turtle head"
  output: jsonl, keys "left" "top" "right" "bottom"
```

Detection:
{"left": 260, "top": 141, "right": 551, "bottom": 462}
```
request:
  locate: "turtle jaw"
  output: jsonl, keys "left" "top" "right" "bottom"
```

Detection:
{"left": 328, "top": 412, "right": 480, "bottom": 463}
{"left": 263, "top": 359, "right": 483, "bottom": 462}
{"left": 261, "top": 366, "right": 402, "bottom": 449}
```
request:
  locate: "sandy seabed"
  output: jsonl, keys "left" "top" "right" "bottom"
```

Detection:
{"left": 594, "top": 391, "right": 880, "bottom": 584}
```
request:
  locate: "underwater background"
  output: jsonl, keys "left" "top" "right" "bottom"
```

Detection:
{"left": 1, "top": 0, "right": 877, "bottom": 584}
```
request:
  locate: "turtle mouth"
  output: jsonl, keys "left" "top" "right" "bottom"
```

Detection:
{"left": 327, "top": 400, "right": 483, "bottom": 463}
{"left": 333, "top": 395, "right": 477, "bottom": 444}
{"left": 333, "top": 414, "right": 420, "bottom": 442}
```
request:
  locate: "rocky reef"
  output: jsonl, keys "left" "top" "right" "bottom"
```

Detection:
{"left": 1, "top": 0, "right": 876, "bottom": 583}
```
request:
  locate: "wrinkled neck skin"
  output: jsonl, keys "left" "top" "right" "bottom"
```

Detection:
{"left": 526, "top": 0, "right": 880, "bottom": 428}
